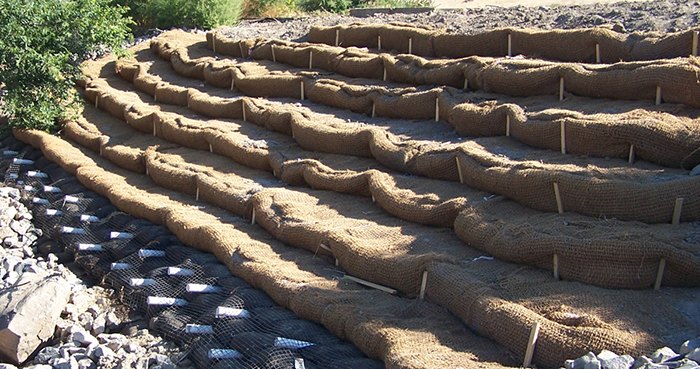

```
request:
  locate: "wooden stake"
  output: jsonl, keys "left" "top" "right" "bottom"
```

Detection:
{"left": 95, "top": 95, "right": 99, "bottom": 109}
{"left": 595, "top": 43, "right": 601, "bottom": 63}
{"left": 242, "top": 100, "right": 246, "bottom": 121}
{"left": 553, "top": 254, "right": 560, "bottom": 280}
{"left": 693, "top": 30, "right": 698, "bottom": 56}
{"left": 464, "top": 78, "right": 468, "bottom": 90}
{"left": 195, "top": 186, "right": 199, "bottom": 201}
{"left": 378, "top": 35, "right": 381, "bottom": 50}
{"left": 435, "top": 98, "right": 440, "bottom": 122}
{"left": 408, "top": 38, "right": 412, "bottom": 55}
{"left": 559, "top": 77, "right": 565, "bottom": 101}
{"left": 335, "top": 258, "right": 339, "bottom": 266}
{"left": 506, "top": 115, "right": 510, "bottom": 137}
{"left": 231, "top": 77, "right": 235, "bottom": 91}
{"left": 522, "top": 322, "right": 541, "bottom": 368}
{"left": 553, "top": 182, "right": 564, "bottom": 214}
{"left": 212, "top": 34, "right": 216, "bottom": 54}
{"left": 560, "top": 120, "right": 566, "bottom": 154}
{"left": 309, "top": 51, "right": 313, "bottom": 69}
{"left": 654, "top": 258, "right": 666, "bottom": 290}
{"left": 628, "top": 144, "right": 635, "bottom": 164}
{"left": 209, "top": 143, "right": 213, "bottom": 153}
{"left": 371, "top": 194, "right": 376, "bottom": 203}
{"left": 300, "top": 81, "right": 305, "bottom": 100}
{"left": 672, "top": 198, "right": 683, "bottom": 225}
{"left": 507, "top": 33, "right": 512, "bottom": 57}
{"left": 656, "top": 86, "right": 662, "bottom": 105}
{"left": 153, "top": 121, "right": 156, "bottom": 137}
{"left": 251, "top": 210, "right": 256, "bottom": 225}
{"left": 372, "top": 103, "right": 376, "bottom": 118}
{"left": 455, "top": 156, "right": 464, "bottom": 184}
{"left": 271, "top": 45, "right": 276, "bottom": 62}
{"left": 335, "top": 30, "right": 339, "bottom": 47}
{"left": 345, "top": 275, "right": 398, "bottom": 295}
{"left": 239, "top": 43, "right": 245, "bottom": 58}
{"left": 383, "top": 67, "right": 387, "bottom": 81}
{"left": 154, "top": 93, "right": 157, "bottom": 103}
{"left": 318, "top": 243, "right": 332, "bottom": 252}
{"left": 419, "top": 270, "right": 428, "bottom": 300}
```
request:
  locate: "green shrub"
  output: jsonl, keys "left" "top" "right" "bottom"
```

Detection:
{"left": 0, "top": 0, "right": 131, "bottom": 131}
{"left": 117, "top": 0, "right": 244, "bottom": 31}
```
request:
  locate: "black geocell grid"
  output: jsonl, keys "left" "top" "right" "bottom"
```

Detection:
{"left": 0, "top": 134, "right": 384, "bottom": 369}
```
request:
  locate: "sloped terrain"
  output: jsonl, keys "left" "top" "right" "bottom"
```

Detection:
{"left": 12, "top": 20, "right": 700, "bottom": 369}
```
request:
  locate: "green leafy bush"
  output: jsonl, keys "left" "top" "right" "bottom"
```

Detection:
{"left": 0, "top": 0, "right": 131, "bottom": 131}
{"left": 116, "top": 0, "right": 244, "bottom": 32}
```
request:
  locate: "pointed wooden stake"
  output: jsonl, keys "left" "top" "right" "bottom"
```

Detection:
{"left": 455, "top": 156, "right": 464, "bottom": 184}
{"left": 560, "top": 120, "right": 566, "bottom": 154}
{"left": 408, "top": 38, "right": 412, "bottom": 55}
{"left": 419, "top": 270, "right": 428, "bottom": 300}
{"left": 628, "top": 144, "right": 635, "bottom": 164}
{"left": 209, "top": 143, "right": 213, "bottom": 153}
{"left": 435, "top": 98, "right": 440, "bottom": 122}
{"left": 309, "top": 51, "right": 313, "bottom": 69}
{"left": 553, "top": 254, "right": 560, "bottom": 280}
{"left": 251, "top": 210, "right": 256, "bottom": 225}
{"left": 523, "top": 322, "right": 541, "bottom": 368}
{"left": 95, "top": 95, "right": 99, "bottom": 109}
{"left": 271, "top": 45, "right": 276, "bottom": 62}
{"left": 212, "top": 34, "right": 217, "bottom": 54}
{"left": 371, "top": 102, "right": 376, "bottom": 118}
{"left": 153, "top": 121, "right": 156, "bottom": 137}
{"left": 345, "top": 275, "right": 398, "bottom": 295}
{"left": 506, "top": 115, "right": 511, "bottom": 137}
{"left": 595, "top": 43, "right": 601, "bottom": 63}
{"left": 553, "top": 182, "right": 564, "bottom": 214}
{"left": 656, "top": 86, "right": 662, "bottom": 105}
{"left": 654, "top": 258, "right": 666, "bottom": 290}
{"left": 231, "top": 77, "right": 235, "bottom": 91}
{"left": 383, "top": 67, "right": 387, "bottom": 81}
{"left": 378, "top": 35, "right": 381, "bottom": 50}
{"left": 195, "top": 186, "right": 199, "bottom": 201}
{"left": 464, "top": 78, "right": 468, "bottom": 90}
{"left": 300, "top": 81, "right": 305, "bottom": 100}
{"left": 507, "top": 33, "right": 512, "bottom": 57}
{"left": 242, "top": 100, "right": 246, "bottom": 121}
{"left": 672, "top": 198, "right": 683, "bottom": 225}
{"left": 335, "top": 30, "right": 339, "bottom": 47}
{"left": 559, "top": 77, "right": 565, "bottom": 101}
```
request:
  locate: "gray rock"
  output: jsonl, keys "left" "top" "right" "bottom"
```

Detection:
{"left": 77, "top": 358, "right": 95, "bottom": 369}
{"left": 653, "top": 348, "right": 680, "bottom": 363}
{"left": 0, "top": 272, "right": 71, "bottom": 364}
{"left": 9, "top": 218, "right": 31, "bottom": 235}
{"left": 641, "top": 364, "right": 670, "bottom": 369}
{"left": 49, "top": 357, "right": 79, "bottom": 369}
{"left": 602, "top": 354, "right": 635, "bottom": 369}
{"left": 690, "top": 164, "right": 700, "bottom": 177}
{"left": 91, "top": 314, "right": 106, "bottom": 336}
{"left": 25, "top": 365, "right": 52, "bottom": 369}
{"left": 0, "top": 364, "right": 19, "bottom": 369}
{"left": 687, "top": 349, "right": 700, "bottom": 362}
{"left": 681, "top": 340, "right": 700, "bottom": 355}
{"left": 92, "top": 345, "right": 114, "bottom": 359}
{"left": 568, "top": 352, "right": 601, "bottom": 369}
{"left": 105, "top": 311, "right": 120, "bottom": 331}
{"left": 663, "top": 359, "right": 698, "bottom": 369}
{"left": 33, "top": 346, "right": 61, "bottom": 364}
{"left": 634, "top": 357, "right": 654, "bottom": 369}
{"left": 0, "top": 207, "right": 18, "bottom": 224}
{"left": 70, "top": 330, "right": 98, "bottom": 347}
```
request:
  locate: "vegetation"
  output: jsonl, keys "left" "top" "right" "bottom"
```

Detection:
{"left": 0, "top": 0, "right": 131, "bottom": 131}
{"left": 114, "top": 0, "right": 244, "bottom": 32}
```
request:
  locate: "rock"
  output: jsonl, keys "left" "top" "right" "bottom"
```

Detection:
{"left": 9, "top": 218, "right": 31, "bottom": 235}
{"left": 97, "top": 333, "right": 127, "bottom": 352}
{"left": 77, "top": 313, "right": 94, "bottom": 332}
{"left": 0, "top": 272, "right": 71, "bottom": 364}
{"left": 91, "top": 314, "right": 106, "bottom": 335}
{"left": 77, "top": 358, "right": 95, "bottom": 369}
{"left": 49, "top": 357, "right": 79, "bottom": 369}
{"left": 25, "top": 365, "right": 52, "bottom": 369}
{"left": 105, "top": 311, "right": 120, "bottom": 331}
{"left": 0, "top": 364, "right": 19, "bottom": 369}
{"left": 690, "top": 164, "right": 700, "bottom": 177}
{"left": 634, "top": 357, "right": 654, "bottom": 369}
{"left": 602, "top": 355, "right": 635, "bottom": 369}
{"left": 70, "top": 330, "right": 98, "bottom": 347}
{"left": 653, "top": 348, "right": 679, "bottom": 363}
{"left": 599, "top": 351, "right": 620, "bottom": 361}
{"left": 568, "top": 352, "right": 602, "bottom": 369}
{"left": 33, "top": 346, "right": 61, "bottom": 364}
{"left": 663, "top": 359, "right": 698, "bottom": 369}
{"left": 687, "top": 348, "right": 700, "bottom": 362}
{"left": 680, "top": 339, "right": 700, "bottom": 355}
{"left": 92, "top": 345, "right": 115, "bottom": 359}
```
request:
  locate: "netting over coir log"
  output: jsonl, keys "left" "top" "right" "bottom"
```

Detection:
{"left": 18, "top": 128, "right": 696, "bottom": 369}
{"left": 206, "top": 32, "right": 700, "bottom": 108}
{"left": 60, "top": 106, "right": 700, "bottom": 292}
{"left": 94, "top": 57, "right": 700, "bottom": 224}
{"left": 156, "top": 32, "right": 700, "bottom": 170}
{"left": 306, "top": 23, "right": 700, "bottom": 63}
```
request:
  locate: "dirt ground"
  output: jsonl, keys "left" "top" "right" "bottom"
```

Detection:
{"left": 218, "top": 0, "right": 700, "bottom": 42}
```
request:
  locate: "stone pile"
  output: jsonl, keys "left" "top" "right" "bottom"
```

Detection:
{"left": 565, "top": 339, "right": 700, "bottom": 369}
{"left": 0, "top": 185, "right": 191, "bottom": 369}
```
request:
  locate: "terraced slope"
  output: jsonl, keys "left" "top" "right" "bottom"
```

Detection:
{"left": 13, "top": 25, "right": 700, "bottom": 369}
